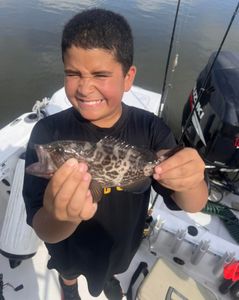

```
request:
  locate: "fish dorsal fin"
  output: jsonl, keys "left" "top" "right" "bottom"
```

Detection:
{"left": 97, "top": 136, "right": 156, "bottom": 161}
{"left": 122, "top": 177, "right": 152, "bottom": 194}
{"left": 97, "top": 136, "right": 130, "bottom": 149}
{"left": 89, "top": 180, "right": 103, "bottom": 203}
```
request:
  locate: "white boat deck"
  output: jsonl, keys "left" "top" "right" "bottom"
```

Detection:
{"left": 1, "top": 189, "right": 239, "bottom": 300}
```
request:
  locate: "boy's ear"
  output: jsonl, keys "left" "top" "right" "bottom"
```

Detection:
{"left": 124, "top": 66, "right": 137, "bottom": 92}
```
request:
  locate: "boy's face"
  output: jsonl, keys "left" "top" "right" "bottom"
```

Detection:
{"left": 63, "top": 46, "right": 136, "bottom": 128}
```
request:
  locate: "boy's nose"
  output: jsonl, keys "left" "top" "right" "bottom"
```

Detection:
{"left": 77, "top": 77, "right": 94, "bottom": 96}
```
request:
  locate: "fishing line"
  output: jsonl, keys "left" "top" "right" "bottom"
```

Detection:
{"left": 152, "top": 2, "right": 239, "bottom": 214}
{"left": 158, "top": 0, "right": 182, "bottom": 117}
{"left": 179, "top": 1, "right": 239, "bottom": 144}
{"left": 162, "top": 0, "right": 193, "bottom": 107}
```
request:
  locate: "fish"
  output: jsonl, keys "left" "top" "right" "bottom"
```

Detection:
{"left": 26, "top": 136, "right": 183, "bottom": 202}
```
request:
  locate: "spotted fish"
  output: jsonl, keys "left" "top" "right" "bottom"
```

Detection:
{"left": 26, "top": 136, "right": 183, "bottom": 202}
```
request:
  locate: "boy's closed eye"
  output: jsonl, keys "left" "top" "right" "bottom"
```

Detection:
{"left": 64, "top": 70, "right": 113, "bottom": 79}
{"left": 92, "top": 71, "right": 113, "bottom": 79}
{"left": 64, "top": 70, "right": 81, "bottom": 77}
{"left": 94, "top": 74, "right": 110, "bottom": 78}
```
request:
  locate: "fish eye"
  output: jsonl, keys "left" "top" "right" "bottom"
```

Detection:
{"left": 55, "top": 146, "right": 64, "bottom": 154}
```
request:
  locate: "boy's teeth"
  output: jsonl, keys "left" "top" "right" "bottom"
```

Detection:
{"left": 81, "top": 99, "right": 103, "bottom": 105}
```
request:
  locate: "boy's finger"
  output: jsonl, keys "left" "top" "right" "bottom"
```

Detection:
{"left": 157, "top": 172, "right": 204, "bottom": 191}
{"left": 75, "top": 191, "right": 97, "bottom": 220}
{"left": 50, "top": 159, "right": 86, "bottom": 196}
{"left": 66, "top": 172, "right": 92, "bottom": 218}
{"left": 54, "top": 163, "right": 89, "bottom": 210}
{"left": 155, "top": 148, "right": 198, "bottom": 174}
{"left": 154, "top": 161, "right": 200, "bottom": 180}
{"left": 155, "top": 156, "right": 189, "bottom": 175}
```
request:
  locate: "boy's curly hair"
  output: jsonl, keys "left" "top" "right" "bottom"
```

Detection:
{"left": 61, "top": 8, "right": 134, "bottom": 75}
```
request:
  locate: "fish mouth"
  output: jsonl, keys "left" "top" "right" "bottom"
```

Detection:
{"left": 25, "top": 144, "right": 57, "bottom": 177}
{"left": 36, "top": 145, "right": 58, "bottom": 170}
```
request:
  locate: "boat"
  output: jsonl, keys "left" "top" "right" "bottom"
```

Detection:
{"left": 2, "top": 0, "right": 239, "bottom": 297}
{"left": 1, "top": 53, "right": 239, "bottom": 300}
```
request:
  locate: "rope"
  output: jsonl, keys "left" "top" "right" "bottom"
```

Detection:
{"left": 202, "top": 201, "right": 239, "bottom": 244}
{"left": 32, "top": 97, "right": 50, "bottom": 119}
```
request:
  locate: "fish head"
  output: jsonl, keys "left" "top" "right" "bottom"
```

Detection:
{"left": 41, "top": 142, "right": 74, "bottom": 166}
{"left": 25, "top": 143, "right": 58, "bottom": 178}
{"left": 38, "top": 141, "right": 90, "bottom": 165}
{"left": 26, "top": 141, "right": 89, "bottom": 178}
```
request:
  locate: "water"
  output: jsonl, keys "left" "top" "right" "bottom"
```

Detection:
{"left": 0, "top": 0, "right": 239, "bottom": 137}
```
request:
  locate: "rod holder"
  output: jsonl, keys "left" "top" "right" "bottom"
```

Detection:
{"left": 150, "top": 215, "right": 165, "bottom": 250}
{"left": 213, "top": 252, "right": 235, "bottom": 277}
{"left": 170, "top": 229, "right": 187, "bottom": 254}
{"left": 190, "top": 240, "right": 210, "bottom": 265}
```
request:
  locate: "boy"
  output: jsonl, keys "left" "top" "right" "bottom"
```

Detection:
{"left": 23, "top": 8, "right": 208, "bottom": 300}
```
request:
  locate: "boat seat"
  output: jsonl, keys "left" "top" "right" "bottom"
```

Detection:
{"left": 127, "top": 258, "right": 218, "bottom": 300}
{"left": 0, "top": 157, "right": 40, "bottom": 264}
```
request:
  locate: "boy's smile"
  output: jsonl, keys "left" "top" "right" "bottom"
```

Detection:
{"left": 63, "top": 46, "right": 136, "bottom": 128}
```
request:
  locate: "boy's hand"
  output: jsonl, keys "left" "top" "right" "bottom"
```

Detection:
{"left": 153, "top": 147, "right": 205, "bottom": 191}
{"left": 43, "top": 158, "right": 97, "bottom": 224}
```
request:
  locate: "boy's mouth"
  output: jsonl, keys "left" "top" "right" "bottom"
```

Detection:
{"left": 78, "top": 98, "right": 105, "bottom": 106}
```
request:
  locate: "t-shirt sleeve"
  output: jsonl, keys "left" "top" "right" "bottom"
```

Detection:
{"left": 150, "top": 116, "right": 181, "bottom": 210}
{"left": 23, "top": 120, "right": 52, "bottom": 226}
{"left": 151, "top": 179, "right": 181, "bottom": 210}
{"left": 150, "top": 115, "right": 176, "bottom": 151}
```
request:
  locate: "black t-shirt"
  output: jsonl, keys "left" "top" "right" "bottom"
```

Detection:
{"left": 23, "top": 103, "right": 178, "bottom": 296}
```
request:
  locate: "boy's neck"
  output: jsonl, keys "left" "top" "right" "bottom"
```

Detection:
{"left": 90, "top": 104, "right": 123, "bottom": 128}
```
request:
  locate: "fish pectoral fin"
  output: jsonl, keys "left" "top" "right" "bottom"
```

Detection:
{"left": 89, "top": 180, "right": 103, "bottom": 203}
{"left": 123, "top": 177, "right": 152, "bottom": 194}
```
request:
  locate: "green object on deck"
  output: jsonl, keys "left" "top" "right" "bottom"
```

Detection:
{"left": 201, "top": 201, "right": 239, "bottom": 244}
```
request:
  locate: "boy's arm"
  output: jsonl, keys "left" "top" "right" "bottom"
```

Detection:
{"left": 153, "top": 147, "right": 208, "bottom": 212}
{"left": 32, "top": 159, "right": 97, "bottom": 243}
{"left": 32, "top": 207, "right": 80, "bottom": 243}
{"left": 171, "top": 179, "right": 208, "bottom": 212}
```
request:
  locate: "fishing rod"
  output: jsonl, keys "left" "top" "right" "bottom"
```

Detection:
{"left": 179, "top": 1, "right": 239, "bottom": 144}
{"left": 158, "top": 0, "right": 182, "bottom": 118}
